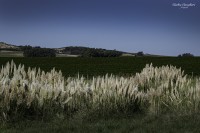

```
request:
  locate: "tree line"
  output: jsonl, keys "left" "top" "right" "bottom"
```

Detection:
{"left": 178, "top": 53, "right": 194, "bottom": 57}
{"left": 19, "top": 45, "right": 56, "bottom": 57}
{"left": 20, "top": 46, "right": 123, "bottom": 57}
{"left": 63, "top": 46, "right": 122, "bottom": 57}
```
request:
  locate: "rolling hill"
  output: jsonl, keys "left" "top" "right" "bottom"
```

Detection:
{"left": 0, "top": 42, "right": 19, "bottom": 49}
{"left": 0, "top": 42, "right": 168, "bottom": 57}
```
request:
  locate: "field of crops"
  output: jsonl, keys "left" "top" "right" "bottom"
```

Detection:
{"left": 0, "top": 57, "right": 200, "bottom": 77}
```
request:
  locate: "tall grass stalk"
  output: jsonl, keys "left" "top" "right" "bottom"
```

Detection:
{"left": 0, "top": 61, "right": 200, "bottom": 122}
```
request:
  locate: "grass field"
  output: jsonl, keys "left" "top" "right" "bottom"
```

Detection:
{"left": 1, "top": 57, "right": 200, "bottom": 133}
{"left": 0, "top": 51, "right": 23, "bottom": 57}
{"left": 1, "top": 114, "right": 200, "bottom": 133}
{"left": 0, "top": 57, "right": 200, "bottom": 77}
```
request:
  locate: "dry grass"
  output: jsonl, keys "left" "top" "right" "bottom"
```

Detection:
{"left": 0, "top": 61, "right": 200, "bottom": 122}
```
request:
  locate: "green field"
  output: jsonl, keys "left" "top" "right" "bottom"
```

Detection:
{"left": 0, "top": 51, "right": 23, "bottom": 57}
{"left": 0, "top": 57, "right": 200, "bottom": 77}
{"left": 2, "top": 114, "right": 200, "bottom": 133}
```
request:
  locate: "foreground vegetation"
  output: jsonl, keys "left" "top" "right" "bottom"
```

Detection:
{"left": 2, "top": 114, "right": 200, "bottom": 133}
{"left": 1, "top": 57, "right": 200, "bottom": 132}
{"left": 1, "top": 61, "right": 200, "bottom": 119}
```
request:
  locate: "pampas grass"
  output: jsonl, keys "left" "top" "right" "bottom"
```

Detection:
{"left": 0, "top": 61, "right": 200, "bottom": 122}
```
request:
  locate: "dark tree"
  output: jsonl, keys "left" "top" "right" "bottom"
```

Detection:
{"left": 136, "top": 51, "right": 144, "bottom": 56}
{"left": 178, "top": 53, "right": 194, "bottom": 57}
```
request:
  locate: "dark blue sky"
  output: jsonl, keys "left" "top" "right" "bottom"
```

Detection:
{"left": 0, "top": 0, "right": 200, "bottom": 56}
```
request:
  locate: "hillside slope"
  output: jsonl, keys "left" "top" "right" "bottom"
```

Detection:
{"left": 0, "top": 42, "right": 19, "bottom": 49}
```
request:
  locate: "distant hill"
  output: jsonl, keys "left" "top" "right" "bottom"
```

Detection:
{"left": 0, "top": 42, "right": 19, "bottom": 49}
{"left": 0, "top": 42, "right": 23, "bottom": 57}
{"left": 0, "top": 41, "right": 169, "bottom": 57}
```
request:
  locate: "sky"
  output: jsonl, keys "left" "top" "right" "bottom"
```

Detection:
{"left": 0, "top": 0, "right": 200, "bottom": 56}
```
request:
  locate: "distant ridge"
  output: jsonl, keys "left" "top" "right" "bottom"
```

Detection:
{"left": 0, "top": 42, "right": 19, "bottom": 49}
{"left": 0, "top": 42, "right": 169, "bottom": 57}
